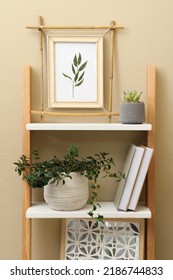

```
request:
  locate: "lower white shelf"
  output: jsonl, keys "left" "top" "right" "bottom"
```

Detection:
{"left": 26, "top": 202, "right": 151, "bottom": 219}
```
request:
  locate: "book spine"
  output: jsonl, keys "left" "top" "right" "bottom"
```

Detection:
{"left": 118, "top": 146, "right": 145, "bottom": 211}
{"left": 128, "top": 147, "right": 153, "bottom": 211}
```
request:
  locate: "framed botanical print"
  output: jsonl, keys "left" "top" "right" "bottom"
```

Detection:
{"left": 47, "top": 35, "right": 103, "bottom": 108}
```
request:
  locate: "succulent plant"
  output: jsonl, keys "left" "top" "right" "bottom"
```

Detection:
{"left": 122, "top": 90, "right": 142, "bottom": 103}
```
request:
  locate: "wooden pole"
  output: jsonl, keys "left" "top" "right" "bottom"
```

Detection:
{"left": 22, "top": 66, "right": 32, "bottom": 259}
{"left": 38, "top": 16, "right": 44, "bottom": 123}
{"left": 108, "top": 21, "right": 116, "bottom": 123}
{"left": 60, "top": 219, "right": 66, "bottom": 260}
{"left": 26, "top": 24, "right": 124, "bottom": 30}
{"left": 146, "top": 65, "right": 156, "bottom": 260}
{"left": 30, "top": 110, "right": 119, "bottom": 117}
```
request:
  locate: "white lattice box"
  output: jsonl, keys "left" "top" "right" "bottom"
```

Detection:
{"left": 60, "top": 218, "right": 145, "bottom": 260}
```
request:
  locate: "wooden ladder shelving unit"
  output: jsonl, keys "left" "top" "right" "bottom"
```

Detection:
{"left": 22, "top": 67, "right": 156, "bottom": 259}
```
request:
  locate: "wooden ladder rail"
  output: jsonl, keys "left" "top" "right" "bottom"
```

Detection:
{"left": 146, "top": 65, "right": 156, "bottom": 259}
{"left": 22, "top": 66, "right": 32, "bottom": 259}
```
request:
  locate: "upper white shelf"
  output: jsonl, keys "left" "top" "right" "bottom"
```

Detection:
{"left": 26, "top": 202, "right": 151, "bottom": 219}
{"left": 26, "top": 123, "right": 152, "bottom": 131}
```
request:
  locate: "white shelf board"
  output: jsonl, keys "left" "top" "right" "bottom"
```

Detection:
{"left": 26, "top": 202, "right": 151, "bottom": 219}
{"left": 26, "top": 123, "right": 152, "bottom": 131}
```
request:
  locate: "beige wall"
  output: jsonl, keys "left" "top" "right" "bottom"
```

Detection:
{"left": 0, "top": 0, "right": 173, "bottom": 260}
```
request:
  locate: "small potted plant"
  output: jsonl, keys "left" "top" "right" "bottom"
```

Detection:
{"left": 14, "top": 145, "right": 123, "bottom": 222}
{"left": 120, "top": 90, "right": 146, "bottom": 124}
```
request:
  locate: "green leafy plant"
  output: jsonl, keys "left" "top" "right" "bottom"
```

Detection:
{"left": 14, "top": 145, "right": 124, "bottom": 222}
{"left": 122, "top": 90, "right": 143, "bottom": 103}
{"left": 62, "top": 53, "right": 88, "bottom": 98}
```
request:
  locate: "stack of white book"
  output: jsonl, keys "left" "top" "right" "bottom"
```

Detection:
{"left": 114, "top": 144, "right": 153, "bottom": 211}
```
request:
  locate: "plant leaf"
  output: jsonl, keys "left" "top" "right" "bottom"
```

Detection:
{"left": 78, "top": 61, "right": 87, "bottom": 72}
{"left": 73, "top": 54, "right": 78, "bottom": 67}
{"left": 77, "top": 53, "right": 82, "bottom": 65}
{"left": 72, "top": 64, "right": 76, "bottom": 75}
{"left": 68, "top": 144, "right": 79, "bottom": 157}
{"left": 74, "top": 72, "right": 79, "bottom": 82}
{"left": 78, "top": 71, "right": 85, "bottom": 82}
{"left": 62, "top": 73, "right": 72, "bottom": 80}
{"left": 75, "top": 79, "right": 84, "bottom": 87}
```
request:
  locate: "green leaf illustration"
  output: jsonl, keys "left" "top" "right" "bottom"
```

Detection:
{"left": 62, "top": 73, "right": 72, "bottom": 80}
{"left": 74, "top": 72, "right": 79, "bottom": 82}
{"left": 78, "top": 71, "right": 85, "bottom": 82}
{"left": 62, "top": 52, "right": 88, "bottom": 98}
{"left": 77, "top": 53, "right": 82, "bottom": 65}
{"left": 78, "top": 61, "right": 87, "bottom": 72}
{"left": 73, "top": 54, "right": 78, "bottom": 67}
{"left": 72, "top": 64, "right": 76, "bottom": 75}
{"left": 75, "top": 79, "right": 84, "bottom": 87}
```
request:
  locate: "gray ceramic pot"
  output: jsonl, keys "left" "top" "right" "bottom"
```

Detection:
{"left": 120, "top": 102, "right": 145, "bottom": 124}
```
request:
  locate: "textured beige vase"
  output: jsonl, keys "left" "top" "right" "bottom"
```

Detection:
{"left": 44, "top": 172, "right": 89, "bottom": 211}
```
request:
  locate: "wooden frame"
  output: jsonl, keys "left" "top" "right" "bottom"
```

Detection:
{"left": 47, "top": 35, "right": 103, "bottom": 108}
{"left": 26, "top": 18, "right": 123, "bottom": 122}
